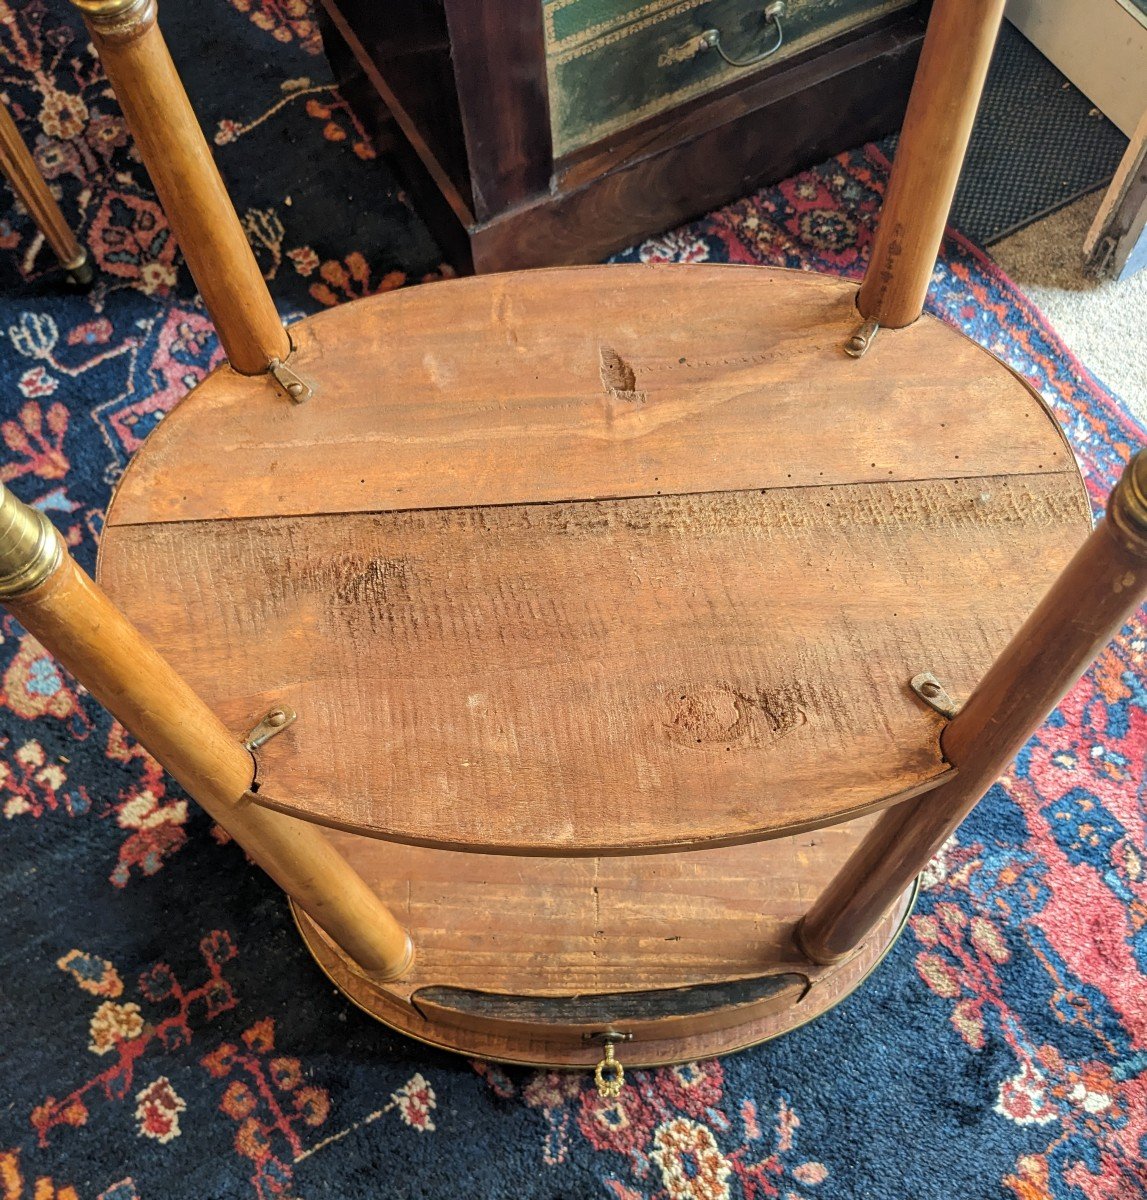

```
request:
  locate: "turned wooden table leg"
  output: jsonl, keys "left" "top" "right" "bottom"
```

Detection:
{"left": 0, "top": 483, "right": 412, "bottom": 980}
{"left": 797, "top": 453, "right": 1147, "bottom": 964}
{"left": 71, "top": 0, "right": 289, "bottom": 374}
{"left": 0, "top": 102, "right": 91, "bottom": 284}
{"left": 856, "top": 0, "right": 1007, "bottom": 331}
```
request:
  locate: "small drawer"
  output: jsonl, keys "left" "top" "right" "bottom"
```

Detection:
{"left": 544, "top": 0, "right": 917, "bottom": 156}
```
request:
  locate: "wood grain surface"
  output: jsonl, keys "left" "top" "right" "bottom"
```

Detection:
{"left": 104, "top": 266, "right": 1076, "bottom": 527}
{"left": 289, "top": 821, "right": 916, "bottom": 1067}
{"left": 97, "top": 264, "right": 1091, "bottom": 855}
{"left": 100, "top": 470, "right": 1089, "bottom": 852}
{"left": 800, "top": 457, "right": 1147, "bottom": 962}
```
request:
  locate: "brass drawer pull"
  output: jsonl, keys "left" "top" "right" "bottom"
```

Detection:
{"left": 592, "top": 1036, "right": 628, "bottom": 1098}
{"left": 700, "top": 1, "right": 786, "bottom": 69}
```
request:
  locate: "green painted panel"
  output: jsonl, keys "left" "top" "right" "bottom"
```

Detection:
{"left": 544, "top": 0, "right": 915, "bottom": 156}
{"left": 548, "top": 0, "right": 664, "bottom": 43}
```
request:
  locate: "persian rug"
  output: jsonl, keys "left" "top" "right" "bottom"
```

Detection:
{"left": 0, "top": 2, "right": 1144, "bottom": 1198}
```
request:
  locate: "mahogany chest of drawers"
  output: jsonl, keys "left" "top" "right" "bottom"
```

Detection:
{"left": 318, "top": 0, "right": 930, "bottom": 270}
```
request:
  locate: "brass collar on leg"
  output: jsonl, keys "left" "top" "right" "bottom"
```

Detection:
{"left": 1108, "top": 450, "right": 1147, "bottom": 558}
{"left": 70, "top": 0, "right": 157, "bottom": 40}
{"left": 0, "top": 485, "right": 64, "bottom": 599}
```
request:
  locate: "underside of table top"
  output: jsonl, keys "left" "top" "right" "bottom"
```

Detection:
{"left": 97, "top": 264, "right": 1091, "bottom": 854}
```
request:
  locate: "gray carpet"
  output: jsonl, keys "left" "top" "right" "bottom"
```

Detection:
{"left": 948, "top": 21, "right": 1128, "bottom": 244}
{"left": 991, "top": 192, "right": 1147, "bottom": 423}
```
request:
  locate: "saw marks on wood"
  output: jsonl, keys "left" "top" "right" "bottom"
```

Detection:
{"left": 96, "top": 264, "right": 1091, "bottom": 854}
{"left": 98, "top": 471, "right": 1090, "bottom": 853}
{"left": 103, "top": 264, "right": 1075, "bottom": 527}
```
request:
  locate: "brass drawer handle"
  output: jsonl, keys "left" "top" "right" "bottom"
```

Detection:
{"left": 700, "top": 1, "right": 786, "bottom": 68}
{"left": 594, "top": 1040, "right": 626, "bottom": 1097}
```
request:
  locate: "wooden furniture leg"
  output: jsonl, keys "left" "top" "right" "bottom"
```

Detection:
{"left": 71, "top": 0, "right": 289, "bottom": 374}
{"left": 856, "top": 0, "right": 1007, "bottom": 330}
{"left": 0, "top": 482, "right": 413, "bottom": 980}
{"left": 797, "top": 453, "right": 1147, "bottom": 963}
{"left": 1084, "top": 111, "right": 1147, "bottom": 281}
{"left": 0, "top": 101, "right": 92, "bottom": 285}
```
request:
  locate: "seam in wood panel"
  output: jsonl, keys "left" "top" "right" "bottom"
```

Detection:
{"left": 102, "top": 465, "right": 1088, "bottom": 531}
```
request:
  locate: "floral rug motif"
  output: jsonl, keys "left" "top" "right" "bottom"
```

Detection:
{"left": 0, "top": 2, "right": 1144, "bottom": 1198}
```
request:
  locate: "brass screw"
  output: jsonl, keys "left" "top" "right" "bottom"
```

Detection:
{"left": 919, "top": 681, "right": 941, "bottom": 698}
{"left": 266, "top": 709, "right": 288, "bottom": 728}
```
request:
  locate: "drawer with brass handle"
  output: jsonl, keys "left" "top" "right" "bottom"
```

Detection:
{"left": 545, "top": 0, "right": 917, "bottom": 155}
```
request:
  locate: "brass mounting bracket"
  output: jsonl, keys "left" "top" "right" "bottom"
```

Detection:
{"left": 910, "top": 672, "right": 961, "bottom": 719}
{"left": 268, "top": 357, "right": 314, "bottom": 404}
{"left": 844, "top": 318, "right": 880, "bottom": 358}
{"left": 243, "top": 705, "right": 297, "bottom": 751}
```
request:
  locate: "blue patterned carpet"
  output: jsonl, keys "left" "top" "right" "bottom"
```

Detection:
{"left": 0, "top": 2, "right": 1144, "bottom": 1198}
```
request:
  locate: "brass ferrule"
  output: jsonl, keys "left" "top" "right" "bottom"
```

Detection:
{"left": 71, "top": 0, "right": 156, "bottom": 40}
{"left": 0, "top": 485, "right": 65, "bottom": 599}
{"left": 1107, "top": 450, "right": 1147, "bottom": 558}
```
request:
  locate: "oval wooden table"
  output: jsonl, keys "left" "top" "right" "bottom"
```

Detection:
{"left": 98, "top": 264, "right": 1092, "bottom": 1068}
